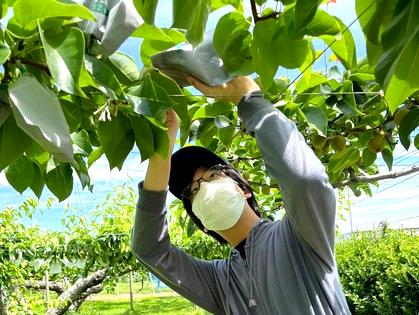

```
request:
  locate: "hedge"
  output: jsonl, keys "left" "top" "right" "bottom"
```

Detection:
{"left": 336, "top": 226, "right": 419, "bottom": 315}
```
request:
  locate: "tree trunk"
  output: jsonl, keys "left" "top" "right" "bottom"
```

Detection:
{"left": 69, "top": 284, "right": 103, "bottom": 312}
{"left": 0, "top": 287, "right": 8, "bottom": 315}
{"left": 46, "top": 269, "right": 108, "bottom": 315}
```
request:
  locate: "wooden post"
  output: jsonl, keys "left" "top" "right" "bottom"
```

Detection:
{"left": 129, "top": 272, "right": 134, "bottom": 310}
{"left": 45, "top": 271, "right": 50, "bottom": 309}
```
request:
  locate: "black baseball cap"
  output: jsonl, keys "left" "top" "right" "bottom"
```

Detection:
{"left": 169, "top": 146, "right": 228, "bottom": 200}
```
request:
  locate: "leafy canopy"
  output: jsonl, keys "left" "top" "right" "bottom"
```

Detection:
{"left": 0, "top": 0, "right": 418, "bottom": 205}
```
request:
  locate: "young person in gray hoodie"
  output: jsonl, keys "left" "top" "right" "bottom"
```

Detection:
{"left": 131, "top": 76, "right": 351, "bottom": 315}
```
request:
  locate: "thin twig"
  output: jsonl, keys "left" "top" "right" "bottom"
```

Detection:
{"left": 250, "top": 0, "right": 260, "bottom": 22}
{"left": 18, "top": 57, "right": 50, "bottom": 75}
{"left": 333, "top": 165, "right": 419, "bottom": 188}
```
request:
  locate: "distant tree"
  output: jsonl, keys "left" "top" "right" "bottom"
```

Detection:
{"left": 0, "top": 186, "right": 146, "bottom": 314}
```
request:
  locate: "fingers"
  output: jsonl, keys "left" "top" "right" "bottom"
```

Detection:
{"left": 187, "top": 76, "right": 213, "bottom": 95}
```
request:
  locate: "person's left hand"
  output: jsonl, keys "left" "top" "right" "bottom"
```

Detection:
{"left": 187, "top": 76, "right": 260, "bottom": 104}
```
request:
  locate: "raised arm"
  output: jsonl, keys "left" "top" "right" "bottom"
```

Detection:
{"left": 190, "top": 77, "right": 337, "bottom": 268}
{"left": 131, "top": 110, "right": 225, "bottom": 314}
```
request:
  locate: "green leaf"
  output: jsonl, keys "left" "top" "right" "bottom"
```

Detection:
{"left": 296, "top": 72, "right": 328, "bottom": 93}
{"left": 172, "top": 0, "right": 210, "bottom": 46}
{"left": 305, "top": 9, "right": 340, "bottom": 36}
{"left": 0, "top": 116, "right": 32, "bottom": 171}
{"left": 192, "top": 101, "right": 234, "bottom": 120}
{"left": 186, "top": 0, "right": 211, "bottom": 46}
{"left": 133, "top": 0, "right": 158, "bottom": 24}
{"left": 98, "top": 112, "right": 135, "bottom": 170}
{"left": 215, "top": 115, "right": 231, "bottom": 128}
{"left": 71, "top": 130, "right": 92, "bottom": 155}
{"left": 127, "top": 74, "right": 170, "bottom": 120}
{"left": 251, "top": 18, "right": 309, "bottom": 89}
{"left": 218, "top": 125, "right": 235, "bottom": 147}
{"left": 295, "top": 0, "right": 321, "bottom": 31}
{"left": 39, "top": 25, "right": 85, "bottom": 95}
{"left": 25, "top": 142, "right": 50, "bottom": 169}
{"left": 133, "top": 23, "right": 186, "bottom": 42}
{"left": 214, "top": 12, "right": 253, "bottom": 75}
{"left": 73, "top": 154, "right": 91, "bottom": 190}
{"left": 30, "top": 164, "right": 45, "bottom": 198}
{"left": 45, "top": 163, "right": 73, "bottom": 201}
{"left": 362, "top": 148, "right": 376, "bottom": 167}
{"left": 147, "top": 71, "right": 189, "bottom": 141}
{"left": 88, "top": 146, "right": 104, "bottom": 167}
{"left": 399, "top": 108, "right": 419, "bottom": 150}
{"left": 172, "top": 0, "right": 195, "bottom": 29}
{"left": 0, "top": 0, "right": 8, "bottom": 19}
{"left": 319, "top": 17, "right": 357, "bottom": 69}
{"left": 13, "top": 0, "right": 94, "bottom": 26}
{"left": 49, "top": 259, "right": 62, "bottom": 275}
{"left": 0, "top": 44, "right": 11, "bottom": 65}
{"left": 8, "top": 75, "right": 74, "bottom": 162}
{"left": 107, "top": 52, "right": 140, "bottom": 84}
{"left": 0, "top": 104, "right": 9, "bottom": 127}
{"left": 148, "top": 119, "right": 169, "bottom": 158}
{"left": 381, "top": 148, "right": 393, "bottom": 171}
{"left": 355, "top": 0, "right": 397, "bottom": 46}
{"left": 5, "top": 156, "right": 34, "bottom": 193}
{"left": 383, "top": 30, "right": 419, "bottom": 113}
{"left": 328, "top": 147, "right": 360, "bottom": 175}
{"left": 61, "top": 99, "right": 81, "bottom": 133}
{"left": 137, "top": 26, "right": 186, "bottom": 65}
{"left": 415, "top": 133, "right": 419, "bottom": 149}
{"left": 84, "top": 55, "right": 124, "bottom": 99}
{"left": 211, "top": 0, "right": 242, "bottom": 11}
{"left": 302, "top": 106, "right": 328, "bottom": 135}
{"left": 130, "top": 115, "right": 154, "bottom": 162}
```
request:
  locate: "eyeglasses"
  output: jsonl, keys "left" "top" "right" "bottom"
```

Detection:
{"left": 182, "top": 164, "right": 227, "bottom": 200}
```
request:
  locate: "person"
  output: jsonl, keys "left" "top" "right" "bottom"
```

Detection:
{"left": 131, "top": 76, "right": 351, "bottom": 314}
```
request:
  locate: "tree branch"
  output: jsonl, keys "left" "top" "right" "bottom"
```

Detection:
{"left": 46, "top": 269, "right": 108, "bottom": 315}
{"left": 333, "top": 165, "right": 419, "bottom": 188}
{"left": 250, "top": 0, "right": 260, "bottom": 22}
{"left": 23, "top": 280, "right": 65, "bottom": 295}
{"left": 249, "top": 0, "right": 279, "bottom": 22}
{"left": 69, "top": 284, "right": 104, "bottom": 312}
{"left": 17, "top": 58, "right": 50, "bottom": 75}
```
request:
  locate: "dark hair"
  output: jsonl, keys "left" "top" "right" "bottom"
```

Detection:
{"left": 182, "top": 165, "right": 261, "bottom": 244}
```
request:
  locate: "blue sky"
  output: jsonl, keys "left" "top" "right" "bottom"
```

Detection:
{"left": 0, "top": 0, "right": 418, "bottom": 234}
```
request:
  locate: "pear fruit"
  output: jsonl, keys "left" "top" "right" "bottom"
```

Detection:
{"left": 261, "top": 186, "right": 271, "bottom": 195}
{"left": 394, "top": 108, "right": 410, "bottom": 125}
{"left": 312, "top": 135, "right": 327, "bottom": 151}
{"left": 331, "top": 135, "right": 346, "bottom": 151}
{"left": 367, "top": 134, "right": 385, "bottom": 153}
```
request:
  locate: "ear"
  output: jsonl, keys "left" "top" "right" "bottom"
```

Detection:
{"left": 244, "top": 191, "right": 252, "bottom": 199}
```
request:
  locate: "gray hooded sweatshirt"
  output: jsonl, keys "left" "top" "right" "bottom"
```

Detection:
{"left": 132, "top": 93, "right": 351, "bottom": 315}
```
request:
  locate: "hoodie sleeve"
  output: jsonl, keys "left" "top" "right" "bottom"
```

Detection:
{"left": 237, "top": 93, "right": 336, "bottom": 268}
{"left": 131, "top": 182, "right": 225, "bottom": 315}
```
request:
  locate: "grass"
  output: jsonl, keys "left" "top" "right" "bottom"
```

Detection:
{"left": 110, "top": 280, "right": 171, "bottom": 295}
{"left": 27, "top": 278, "right": 210, "bottom": 315}
{"left": 77, "top": 296, "right": 208, "bottom": 315}
{"left": 29, "top": 282, "right": 210, "bottom": 315}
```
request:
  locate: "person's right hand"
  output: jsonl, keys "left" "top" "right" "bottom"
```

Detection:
{"left": 187, "top": 76, "right": 260, "bottom": 105}
{"left": 166, "top": 108, "right": 179, "bottom": 153}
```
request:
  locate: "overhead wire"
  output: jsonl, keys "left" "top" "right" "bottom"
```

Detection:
{"left": 355, "top": 189, "right": 419, "bottom": 215}
{"left": 352, "top": 172, "right": 419, "bottom": 206}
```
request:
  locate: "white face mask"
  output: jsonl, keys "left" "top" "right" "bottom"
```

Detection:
{"left": 192, "top": 177, "right": 245, "bottom": 231}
